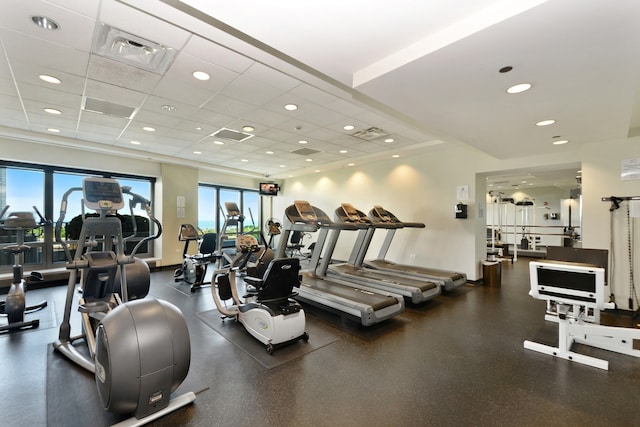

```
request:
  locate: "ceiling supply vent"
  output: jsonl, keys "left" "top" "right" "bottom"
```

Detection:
{"left": 291, "top": 147, "right": 320, "bottom": 156}
{"left": 92, "top": 23, "right": 177, "bottom": 74}
{"left": 82, "top": 97, "right": 136, "bottom": 119}
{"left": 351, "top": 127, "right": 388, "bottom": 141}
{"left": 211, "top": 127, "right": 254, "bottom": 142}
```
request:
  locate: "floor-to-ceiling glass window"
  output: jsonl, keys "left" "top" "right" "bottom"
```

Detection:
{"left": 0, "top": 166, "right": 45, "bottom": 268}
{"left": 0, "top": 161, "right": 155, "bottom": 274}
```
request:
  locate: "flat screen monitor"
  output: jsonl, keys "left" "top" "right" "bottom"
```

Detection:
{"left": 259, "top": 182, "right": 279, "bottom": 196}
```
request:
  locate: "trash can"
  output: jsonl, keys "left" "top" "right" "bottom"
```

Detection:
{"left": 482, "top": 260, "right": 501, "bottom": 288}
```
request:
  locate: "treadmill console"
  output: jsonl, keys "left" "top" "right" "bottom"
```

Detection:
{"left": 340, "top": 203, "right": 360, "bottom": 222}
{"left": 294, "top": 200, "right": 317, "bottom": 222}
{"left": 83, "top": 177, "right": 124, "bottom": 211}
{"left": 372, "top": 205, "right": 392, "bottom": 222}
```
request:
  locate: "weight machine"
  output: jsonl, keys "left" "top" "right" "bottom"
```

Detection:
{"left": 524, "top": 260, "right": 640, "bottom": 370}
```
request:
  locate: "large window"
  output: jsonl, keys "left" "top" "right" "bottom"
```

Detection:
{"left": 198, "top": 184, "right": 261, "bottom": 247}
{"left": 0, "top": 167, "right": 45, "bottom": 268}
{"left": 0, "top": 161, "right": 155, "bottom": 273}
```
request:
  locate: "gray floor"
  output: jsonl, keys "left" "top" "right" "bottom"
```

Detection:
{"left": 1, "top": 259, "right": 640, "bottom": 427}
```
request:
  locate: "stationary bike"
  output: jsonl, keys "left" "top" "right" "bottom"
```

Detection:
{"left": 174, "top": 224, "right": 217, "bottom": 292}
{"left": 212, "top": 235, "right": 309, "bottom": 354}
{"left": 0, "top": 206, "right": 48, "bottom": 333}
{"left": 53, "top": 177, "right": 195, "bottom": 424}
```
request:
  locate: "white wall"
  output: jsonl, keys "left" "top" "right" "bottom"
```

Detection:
{"left": 274, "top": 145, "right": 496, "bottom": 280}
{"left": 582, "top": 137, "right": 640, "bottom": 310}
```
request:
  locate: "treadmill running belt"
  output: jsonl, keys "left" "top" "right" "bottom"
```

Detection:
{"left": 300, "top": 275, "right": 398, "bottom": 311}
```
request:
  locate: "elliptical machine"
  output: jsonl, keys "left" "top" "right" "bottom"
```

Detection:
{"left": 0, "top": 206, "right": 48, "bottom": 333}
{"left": 212, "top": 234, "right": 308, "bottom": 354}
{"left": 53, "top": 177, "right": 194, "bottom": 424}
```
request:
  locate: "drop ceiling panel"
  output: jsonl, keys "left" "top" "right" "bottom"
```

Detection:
{"left": 182, "top": 35, "right": 254, "bottom": 74}
{"left": 10, "top": 62, "right": 86, "bottom": 94}
{"left": 1, "top": 31, "right": 90, "bottom": 76}
{"left": 201, "top": 94, "right": 256, "bottom": 117}
{"left": 220, "top": 74, "right": 283, "bottom": 106}
{"left": 131, "top": 111, "right": 183, "bottom": 129}
{"left": 0, "top": 78, "right": 17, "bottom": 96}
{"left": 47, "top": 0, "right": 100, "bottom": 18}
{"left": 243, "top": 62, "right": 300, "bottom": 91}
{"left": 156, "top": 52, "right": 239, "bottom": 95}
{"left": 79, "top": 110, "right": 129, "bottom": 128}
{"left": 0, "top": 2, "right": 96, "bottom": 52}
{"left": 290, "top": 83, "right": 339, "bottom": 107}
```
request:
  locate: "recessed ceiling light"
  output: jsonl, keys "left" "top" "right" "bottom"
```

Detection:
{"left": 192, "top": 71, "right": 210, "bottom": 81}
{"left": 193, "top": 150, "right": 201, "bottom": 154}
{"left": 44, "top": 108, "right": 61, "bottom": 115}
{"left": 162, "top": 104, "right": 176, "bottom": 112}
{"left": 499, "top": 66, "right": 513, "bottom": 73}
{"left": 130, "top": 140, "right": 141, "bottom": 145}
{"left": 536, "top": 119, "right": 556, "bottom": 126}
{"left": 343, "top": 125, "right": 355, "bottom": 131}
{"left": 213, "top": 140, "right": 224, "bottom": 145}
{"left": 298, "top": 140, "right": 308, "bottom": 144}
{"left": 142, "top": 126, "right": 155, "bottom": 132}
{"left": 507, "top": 83, "right": 532, "bottom": 94}
{"left": 279, "top": 165, "right": 286, "bottom": 168}
{"left": 385, "top": 138, "right": 394, "bottom": 143}
{"left": 266, "top": 150, "right": 274, "bottom": 154}
{"left": 305, "top": 158, "right": 313, "bottom": 162}
{"left": 47, "top": 128, "right": 60, "bottom": 133}
{"left": 242, "top": 125, "right": 255, "bottom": 132}
{"left": 339, "top": 150, "right": 348, "bottom": 154}
{"left": 284, "top": 104, "right": 298, "bottom": 111}
{"left": 31, "top": 16, "right": 59, "bottom": 30}
{"left": 39, "top": 74, "right": 61, "bottom": 84}
{"left": 195, "top": 127, "right": 202, "bottom": 131}
{"left": 315, "top": 170, "right": 320, "bottom": 173}
{"left": 392, "top": 154, "right": 400, "bottom": 158}
{"left": 241, "top": 159, "right": 248, "bottom": 162}
{"left": 552, "top": 140, "right": 569, "bottom": 145}
{"left": 347, "top": 163, "right": 355, "bottom": 166}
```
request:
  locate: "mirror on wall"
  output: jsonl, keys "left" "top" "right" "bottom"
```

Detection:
{"left": 484, "top": 167, "right": 582, "bottom": 260}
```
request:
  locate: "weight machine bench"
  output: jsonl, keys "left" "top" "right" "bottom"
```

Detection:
{"left": 524, "top": 260, "right": 640, "bottom": 370}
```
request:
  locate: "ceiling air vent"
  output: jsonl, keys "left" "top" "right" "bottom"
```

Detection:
{"left": 351, "top": 127, "right": 388, "bottom": 141}
{"left": 82, "top": 97, "right": 136, "bottom": 119}
{"left": 291, "top": 148, "right": 321, "bottom": 156}
{"left": 92, "top": 23, "right": 177, "bottom": 74}
{"left": 211, "top": 127, "right": 254, "bottom": 142}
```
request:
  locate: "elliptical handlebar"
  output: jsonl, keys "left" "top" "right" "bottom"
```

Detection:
{"left": 55, "top": 186, "right": 83, "bottom": 262}
{"left": 121, "top": 186, "right": 162, "bottom": 257}
{"left": 54, "top": 183, "right": 161, "bottom": 262}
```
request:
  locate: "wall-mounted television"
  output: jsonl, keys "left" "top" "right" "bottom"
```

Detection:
{"left": 259, "top": 182, "right": 279, "bottom": 196}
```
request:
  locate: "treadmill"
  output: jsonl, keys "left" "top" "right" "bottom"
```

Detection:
{"left": 356, "top": 205, "right": 467, "bottom": 291}
{"left": 317, "top": 203, "right": 440, "bottom": 304}
{"left": 275, "top": 201, "right": 404, "bottom": 326}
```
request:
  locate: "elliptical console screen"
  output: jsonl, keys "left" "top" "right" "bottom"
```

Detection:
{"left": 83, "top": 177, "right": 124, "bottom": 211}
{"left": 294, "top": 200, "right": 316, "bottom": 222}
{"left": 225, "top": 202, "right": 241, "bottom": 216}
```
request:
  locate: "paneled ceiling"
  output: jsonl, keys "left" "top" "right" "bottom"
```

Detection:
{"left": 1, "top": 0, "right": 639, "bottom": 185}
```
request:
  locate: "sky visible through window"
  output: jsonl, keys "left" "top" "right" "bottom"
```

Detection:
{"left": 2, "top": 168, "right": 151, "bottom": 222}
